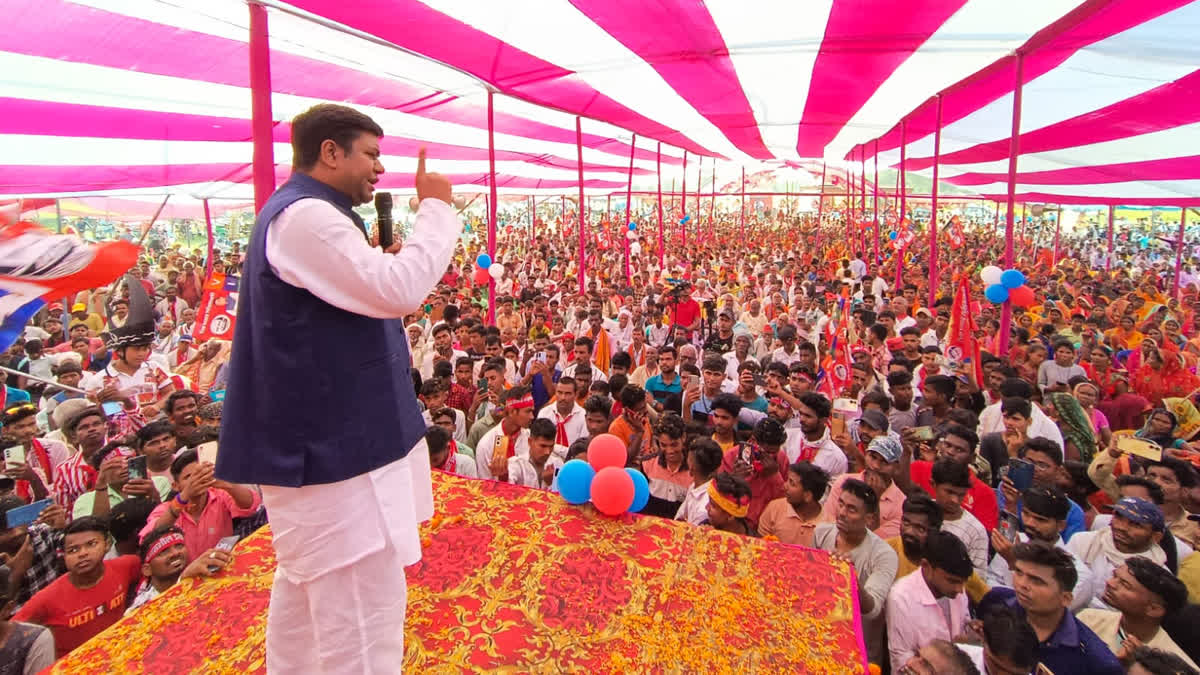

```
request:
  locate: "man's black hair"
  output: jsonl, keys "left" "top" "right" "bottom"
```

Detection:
{"left": 841, "top": 478, "right": 880, "bottom": 515}
{"left": 170, "top": 448, "right": 199, "bottom": 481}
{"left": 923, "top": 530, "right": 974, "bottom": 578}
{"left": 618, "top": 383, "right": 645, "bottom": 410}
{"left": 610, "top": 351, "right": 632, "bottom": 370}
{"left": 1000, "top": 396, "right": 1032, "bottom": 419}
{"left": 710, "top": 393, "right": 744, "bottom": 418}
{"left": 290, "top": 103, "right": 384, "bottom": 171}
{"left": 583, "top": 395, "right": 612, "bottom": 419}
{"left": 902, "top": 492, "right": 944, "bottom": 529}
{"left": 1021, "top": 486, "right": 1070, "bottom": 521}
{"left": 527, "top": 418, "right": 556, "bottom": 442}
{"left": 978, "top": 607, "right": 1037, "bottom": 672}
{"left": 931, "top": 457, "right": 971, "bottom": 489}
{"left": 1126, "top": 555, "right": 1189, "bottom": 617}
{"left": 424, "top": 425, "right": 451, "bottom": 455}
{"left": 797, "top": 392, "right": 832, "bottom": 420}
{"left": 135, "top": 419, "right": 175, "bottom": 447}
{"left": 1011, "top": 540, "right": 1078, "bottom": 591}
{"left": 64, "top": 515, "right": 108, "bottom": 539}
{"left": 109, "top": 497, "right": 157, "bottom": 545}
{"left": 64, "top": 406, "right": 105, "bottom": 436}
{"left": 688, "top": 438, "right": 724, "bottom": 476}
{"left": 163, "top": 389, "right": 198, "bottom": 415}
{"left": 788, "top": 461, "right": 830, "bottom": 501}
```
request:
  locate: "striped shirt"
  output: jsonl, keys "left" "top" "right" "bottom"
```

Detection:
{"left": 51, "top": 451, "right": 98, "bottom": 512}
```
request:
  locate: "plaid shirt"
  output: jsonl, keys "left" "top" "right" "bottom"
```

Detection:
{"left": 15, "top": 524, "right": 65, "bottom": 609}
{"left": 445, "top": 382, "right": 475, "bottom": 414}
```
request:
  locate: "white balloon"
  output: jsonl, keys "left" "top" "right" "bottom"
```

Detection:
{"left": 488, "top": 263, "right": 506, "bottom": 280}
{"left": 452, "top": 195, "right": 467, "bottom": 209}
{"left": 626, "top": 230, "right": 637, "bottom": 240}
{"left": 408, "top": 196, "right": 420, "bottom": 211}
{"left": 980, "top": 265, "right": 1003, "bottom": 286}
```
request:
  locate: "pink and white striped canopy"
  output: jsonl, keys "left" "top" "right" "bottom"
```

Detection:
{"left": 2, "top": 0, "right": 1196, "bottom": 206}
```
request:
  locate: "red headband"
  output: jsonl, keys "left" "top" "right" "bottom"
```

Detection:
{"left": 145, "top": 532, "right": 185, "bottom": 562}
{"left": 506, "top": 394, "right": 535, "bottom": 410}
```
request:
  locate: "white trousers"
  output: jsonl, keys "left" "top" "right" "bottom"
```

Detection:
{"left": 265, "top": 540, "right": 409, "bottom": 674}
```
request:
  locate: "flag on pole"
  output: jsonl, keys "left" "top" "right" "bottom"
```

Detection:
{"left": 0, "top": 206, "right": 138, "bottom": 351}
{"left": 818, "top": 298, "right": 852, "bottom": 398}
{"left": 192, "top": 271, "right": 240, "bottom": 342}
{"left": 945, "top": 277, "right": 984, "bottom": 387}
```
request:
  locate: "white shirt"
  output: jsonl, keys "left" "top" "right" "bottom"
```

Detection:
{"left": 783, "top": 427, "right": 848, "bottom": 477}
{"left": 976, "top": 400, "right": 1065, "bottom": 449}
{"left": 674, "top": 480, "right": 711, "bottom": 526}
{"left": 423, "top": 408, "right": 466, "bottom": 443}
{"left": 849, "top": 258, "right": 867, "bottom": 279}
{"left": 258, "top": 195, "right": 461, "bottom": 582}
{"left": 987, "top": 532, "right": 1096, "bottom": 611}
{"left": 560, "top": 360, "right": 609, "bottom": 382}
{"left": 81, "top": 360, "right": 172, "bottom": 409}
{"left": 537, "top": 403, "right": 587, "bottom": 447}
{"left": 475, "top": 424, "right": 531, "bottom": 481}
{"left": 507, "top": 453, "right": 564, "bottom": 489}
{"left": 940, "top": 509, "right": 989, "bottom": 579}
{"left": 771, "top": 346, "right": 802, "bottom": 368}
{"left": 421, "top": 348, "right": 468, "bottom": 381}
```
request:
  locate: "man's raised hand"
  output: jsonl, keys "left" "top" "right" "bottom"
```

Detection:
{"left": 415, "top": 148, "right": 452, "bottom": 206}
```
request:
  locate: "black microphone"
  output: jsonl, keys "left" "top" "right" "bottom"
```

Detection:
{"left": 374, "top": 191, "right": 393, "bottom": 249}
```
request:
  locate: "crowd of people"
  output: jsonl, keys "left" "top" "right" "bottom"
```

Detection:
{"left": 2, "top": 194, "right": 1200, "bottom": 674}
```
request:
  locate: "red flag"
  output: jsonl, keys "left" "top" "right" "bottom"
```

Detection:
{"left": 946, "top": 277, "right": 984, "bottom": 386}
{"left": 192, "top": 271, "right": 239, "bottom": 342}
{"left": 819, "top": 299, "right": 852, "bottom": 398}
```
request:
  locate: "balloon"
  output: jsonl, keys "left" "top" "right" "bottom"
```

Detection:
{"left": 587, "top": 433, "right": 627, "bottom": 471}
{"left": 1000, "top": 269, "right": 1025, "bottom": 289}
{"left": 472, "top": 267, "right": 490, "bottom": 286}
{"left": 488, "top": 263, "right": 506, "bottom": 280}
{"left": 984, "top": 283, "right": 1009, "bottom": 304}
{"left": 1009, "top": 285, "right": 1035, "bottom": 307}
{"left": 591, "top": 466, "right": 635, "bottom": 515}
{"left": 980, "top": 265, "right": 1003, "bottom": 286}
{"left": 476, "top": 253, "right": 492, "bottom": 269}
{"left": 558, "top": 459, "right": 595, "bottom": 505}
{"left": 408, "top": 196, "right": 420, "bottom": 211}
{"left": 628, "top": 222, "right": 636, "bottom": 231}
{"left": 680, "top": 215, "right": 691, "bottom": 224}
{"left": 888, "top": 231, "right": 897, "bottom": 240}
{"left": 626, "top": 230, "right": 637, "bottom": 240}
{"left": 452, "top": 195, "right": 467, "bottom": 209}
{"left": 625, "top": 467, "right": 649, "bottom": 512}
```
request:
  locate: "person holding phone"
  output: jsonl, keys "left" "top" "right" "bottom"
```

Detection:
{"left": 71, "top": 443, "right": 171, "bottom": 521}
{"left": 143, "top": 449, "right": 260, "bottom": 562}
{"left": 1, "top": 405, "right": 70, "bottom": 504}
{"left": 996, "top": 438, "right": 1087, "bottom": 542}
{"left": 129, "top": 526, "right": 232, "bottom": 611}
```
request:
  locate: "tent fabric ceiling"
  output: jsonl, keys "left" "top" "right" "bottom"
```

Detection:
{"left": 1, "top": 0, "right": 1196, "bottom": 205}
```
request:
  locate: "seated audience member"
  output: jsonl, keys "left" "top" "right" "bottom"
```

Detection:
{"left": 674, "top": 438, "right": 723, "bottom": 526}
{"left": 14, "top": 517, "right": 143, "bottom": 658}
{"left": 902, "top": 423, "right": 998, "bottom": 531}
{"left": 988, "top": 486, "right": 1095, "bottom": 610}
{"left": 929, "top": 458, "right": 989, "bottom": 578}
{"left": 0, "top": 563, "right": 54, "bottom": 674}
{"left": 129, "top": 526, "right": 233, "bottom": 611}
{"left": 420, "top": 380, "right": 466, "bottom": 442}
{"left": 886, "top": 493, "right": 990, "bottom": 604}
{"left": 582, "top": 395, "right": 612, "bottom": 438}
{"left": 135, "top": 419, "right": 178, "bottom": 482}
{"left": 641, "top": 414, "right": 691, "bottom": 517}
{"left": 703, "top": 472, "right": 756, "bottom": 537}
{"left": 506, "top": 418, "right": 563, "bottom": 489}
{"left": 886, "top": 530, "right": 973, "bottom": 672}
{"left": 719, "top": 418, "right": 788, "bottom": 528}
{"left": 475, "top": 386, "right": 536, "bottom": 481}
{"left": 72, "top": 441, "right": 172, "bottom": 520}
{"left": 141, "top": 449, "right": 260, "bottom": 561}
{"left": 813, "top": 478, "right": 898, "bottom": 666}
{"left": 0, "top": 496, "right": 66, "bottom": 610}
{"left": 535, "top": 376, "right": 586, "bottom": 448}
{"left": 957, "top": 606, "right": 1038, "bottom": 675}
{"left": 1067, "top": 496, "right": 1170, "bottom": 604}
{"left": 979, "top": 541, "right": 1123, "bottom": 675}
{"left": 1078, "top": 557, "right": 1197, "bottom": 669}
{"left": 162, "top": 389, "right": 200, "bottom": 443}
{"left": 425, "top": 425, "right": 478, "bottom": 478}
{"left": 2, "top": 403, "right": 70, "bottom": 503}
{"left": 996, "top": 437, "right": 1086, "bottom": 541}
{"left": 758, "top": 461, "right": 829, "bottom": 547}
{"left": 50, "top": 406, "right": 107, "bottom": 512}
{"left": 894, "top": 639, "right": 980, "bottom": 675}
{"left": 823, "top": 436, "right": 905, "bottom": 539}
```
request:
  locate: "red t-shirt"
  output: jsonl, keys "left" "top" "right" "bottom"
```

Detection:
{"left": 670, "top": 298, "right": 701, "bottom": 331}
{"left": 909, "top": 460, "right": 998, "bottom": 532}
{"left": 14, "top": 555, "right": 142, "bottom": 657}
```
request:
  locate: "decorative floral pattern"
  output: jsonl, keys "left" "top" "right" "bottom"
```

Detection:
{"left": 50, "top": 473, "right": 865, "bottom": 673}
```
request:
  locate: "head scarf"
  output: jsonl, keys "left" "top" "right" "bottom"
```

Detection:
{"left": 1046, "top": 392, "right": 1097, "bottom": 463}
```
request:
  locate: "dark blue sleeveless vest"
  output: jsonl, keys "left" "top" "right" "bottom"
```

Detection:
{"left": 215, "top": 173, "right": 425, "bottom": 487}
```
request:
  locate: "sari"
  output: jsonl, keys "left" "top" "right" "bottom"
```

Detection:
{"left": 1046, "top": 392, "right": 1098, "bottom": 463}
{"left": 1131, "top": 348, "right": 1200, "bottom": 408}
{"left": 1104, "top": 325, "right": 1144, "bottom": 350}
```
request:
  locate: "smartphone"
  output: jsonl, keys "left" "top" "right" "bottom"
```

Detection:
{"left": 197, "top": 441, "right": 219, "bottom": 465}
{"left": 3, "top": 499, "right": 51, "bottom": 529}
{"left": 910, "top": 426, "right": 935, "bottom": 442}
{"left": 830, "top": 412, "right": 846, "bottom": 437}
{"left": 3, "top": 445, "right": 25, "bottom": 470}
{"left": 476, "top": 377, "right": 488, "bottom": 392}
{"left": 998, "top": 511, "right": 1020, "bottom": 542}
{"left": 1008, "top": 458, "right": 1035, "bottom": 491}
{"left": 126, "top": 455, "right": 148, "bottom": 481}
{"left": 208, "top": 535, "right": 240, "bottom": 572}
{"left": 1116, "top": 434, "right": 1163, "bottom": 462}
{"left": 535, "top": 351, "right": 547, "bottom": 364}
{"left": 101, "top": 401, "right": 123, "bottom": 417}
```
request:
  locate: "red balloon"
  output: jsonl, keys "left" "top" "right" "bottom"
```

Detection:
{"left": 587, "top": 434, "right": 627, "bottom": 471}
{"left": 590, "top": 466, "right": 635, "bottom": 515}
{"left": 1009, "top": 285, "right": 1035, "bottom": 307}
{"left": 473, "top": 267, "right": 491, "bottom": 286}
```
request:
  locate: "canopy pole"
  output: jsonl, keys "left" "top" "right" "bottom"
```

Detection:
{"left": 872, "top": 140, "right": 880, "bottom": 267}
{"left": 54, "top": 198, "right": 63, "bottom": 234}
{"left": 1106, "top": 205, "right": 1115, "bottom": 273}
{"left": 845, "top": 163, "right": 853, "bottom": 256}
{"left": 657, "top": 143, "right": 664, "bottom": 272}
{"left": 203, "top": 199, "right": 215, "bottom": 279}
{"left": 998, "top": 51, "right": 1024, "bottom": 356}
{"left": 576, "top": 117, "right": 586, "bottom": 297}
{"left": 681, "top": 151, "right": 688, "bottom": 249}
{"left": 248, "top": 2, "right": 276, "bottom": 214}
{"left": 1175, "top": 208, "right": 1187, "bottom": 299}
{"left": 817, "top": 162, "right": 827, "bottom": 227}
{"left": 860, "top": 146, "right": 867, "bottom": 256}
{"left": 529, "top": 196, "right": 535, "bottom": 249}
{"left": 898, "top": 120, "right": 907, "bottom": 291}
{"left": 929, "top": 95, "right": 943, "bottom": 308}
{"left": 709, "top": 161, "right": 716, "bottom": 234}
{"left": 623, "top": 134, "right": 636, "bottom": 285}
{"left": 486, "top": 91, "right": 499, "bottom": 326}
{"left": 740, "top": 166, "right": 746, "bottom": 240}
{"left": 695, "top": 155, "right": 702, "bottom": 245}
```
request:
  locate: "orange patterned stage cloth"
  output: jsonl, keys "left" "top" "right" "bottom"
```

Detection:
{"left": 50, "top": 473, "right": 867, "bottom": 674}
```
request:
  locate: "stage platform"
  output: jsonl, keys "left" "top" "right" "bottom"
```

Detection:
{"left": 49, "top": 473, "right": 866, "bottom": 673}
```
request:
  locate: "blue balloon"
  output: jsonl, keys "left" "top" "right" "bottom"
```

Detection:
{"left": 1000, "top": 269, "right": 1025, "bottom": 290}
{"left": 625, "top": 467, "right": 650, "bottom": 512}
{"left": 984, "top": 283, "right": 1009, "bottom": 304}
{"left": 888, "top": 231, "right": 898, "bottom": 240}
{"left": 680, "top": 215, "right": 691, "bottom": 224}
{"left": 557, "top": 459, "right": 595, "bottom": 505}
{"left": 628, "top": 222, "right": 637, "bottom": 230}
{"left": 475, "top": 253, "right": 492, "bottom": 269}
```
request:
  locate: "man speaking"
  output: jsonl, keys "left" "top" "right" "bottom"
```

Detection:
{"left": 217, "top": 104, "right": 459, "bottom": 673}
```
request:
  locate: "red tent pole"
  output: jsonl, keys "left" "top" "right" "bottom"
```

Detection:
{"left": 681, "top": 151, "right": 688, "bottom": 249}
{"left": 897, "top": 120, "right": 907, "bottom": 291}
{"left": 203, "top": 199, "right": 215, "bottom": 279}
{"left": 817, "top": 162, "right": 827, "bottom": 226}
{"left": 1174, "top": 208, "right": 1187, "bottom": 299}
{"left": 1106, "top": 205, "right": 1115, "bottom": 273}
{"left": 529, "top": 196, "right": 536, "bottom": 249}
{"left": 1053, "top": 209, "right": 1061, "bottom": 265}
{"left": 709, "top": 162, "right": 716, "bottom": 232}
{"left": 486, "top": 91, "right": 499, "bottom": 326}
{"left": 998, "top": 52, "right": 1024, "bottom": 356}
{"left": 740, "top": 166, "right": 746, "bottom": 240}
{"left": 929, "top": 95, "right": 943, "bottom": 308}
{"left": 623, "top": 134, "right": 636, "bottom": 284}
{"left": 657, "top": 143, "right": 664, "bottom": 272}
{"left": 872, "top": 140, "right": 880, "bottom": 267}
{"left": 860, "top": 146, "right": 867, "bottom": 255}
{"left": 695, "top": 155, "right": 702, "bottom": 245}
{"left": 846, "top": 162, "right": 853, "bottom": 255}
{"left": 576, "top": 117, "right": 586, "bottom": 296}
{"left": 248, "top": 2, "right": 275, "bottom": 213}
